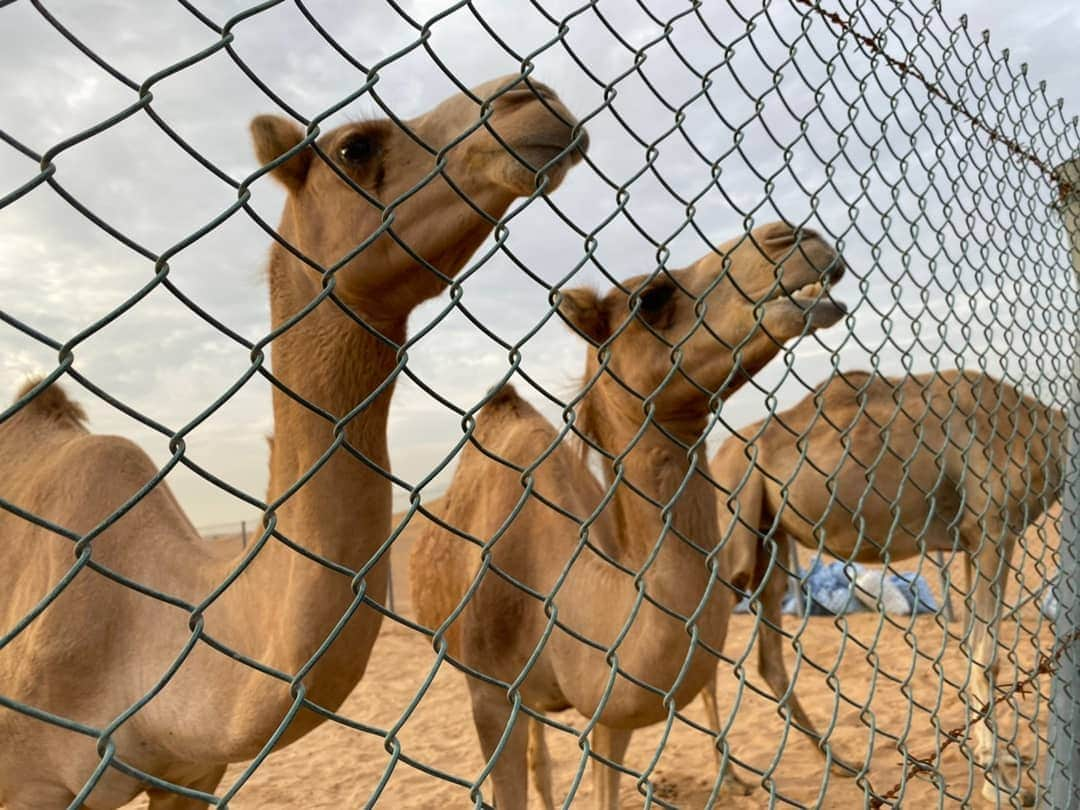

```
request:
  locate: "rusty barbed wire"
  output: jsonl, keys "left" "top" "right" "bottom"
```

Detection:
{"left": 871, "top": 628, "right": 1080, "bottom": 807}
{"left": 793, "top": 0, "right": 1074, "bottom": 199}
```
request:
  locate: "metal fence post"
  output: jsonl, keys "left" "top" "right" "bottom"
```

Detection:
{"left": 1048, "top": 159, "right": 1080, "bottom": 809}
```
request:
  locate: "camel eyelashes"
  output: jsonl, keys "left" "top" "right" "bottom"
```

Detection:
{"left": 633, "top": 282, "right": 677, "bottom": 328}
{"left": 339, "top": 134, "right": 377, "bottom": 165}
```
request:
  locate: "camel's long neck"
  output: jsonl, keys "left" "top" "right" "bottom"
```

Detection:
{"left": 577, "top": 380, "right": 720, "bottom": 614}
{"left": 223, "top": 246, "right": 402, "bottom": 723}
{"left": 266, "top": 292, "right": 400, "bottom": 567}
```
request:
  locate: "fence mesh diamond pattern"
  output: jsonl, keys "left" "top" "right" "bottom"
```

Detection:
{"left": 0, "top": 0, "right": 1077, "bottom": 808}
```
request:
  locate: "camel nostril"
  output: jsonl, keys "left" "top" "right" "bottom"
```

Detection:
{"left": 760, "top": 223, "right": 796, "bottom": 248}
{"left": 516, "top": 80, "right": 558, "bottom": 101}
{"left": 498, "top": 84, "right": 556, "bottom": 107}
{"left": 531, "top": 82, "right": 558, "bottom": 100}
{"left": 822, "top": 252, "right": 846, "bottom": 283}
{"left": 573, "top": 128, "right": 590, "bottom": 156}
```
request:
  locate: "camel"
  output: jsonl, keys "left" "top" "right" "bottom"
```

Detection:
{"left": 410, "top": 221, "right": 850, "bottom": 809}
{"left": 0, "top": 75, "right": 586, "bottom": 809}
{"left": 703, "top": 368, "right": 1065, "bottom": 805}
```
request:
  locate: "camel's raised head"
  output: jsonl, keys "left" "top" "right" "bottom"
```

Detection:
{"left": 414, "top": 74, "right": 589, "bottom": 197}
{"left": 708, "top": 221, "right": 848, "bottom": 339}
{"left": 251, "top": 74, "right": 587, "bottom": 319}
{"left": 558, "top": 221, "right": 848, "bottom": 421}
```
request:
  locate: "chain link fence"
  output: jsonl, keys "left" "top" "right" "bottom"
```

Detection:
{"left": 0, "top": 0, "right": 1077, "bottom": 808}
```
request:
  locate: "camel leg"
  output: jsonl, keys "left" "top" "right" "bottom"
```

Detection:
{"left": 591, "top": 724, "right": 632, "bottom": 810}
{"left": 701, "top": 676, "right": 721, "bottom": 773}
{"left": 756, "top": 547, "right": 858, "bottom": 777}
{"left": 935, "top": 550, "right": 955, "bottom": 622}
{"left": 938, "top": 550, "right": 973, "bottom": 625}
{"left": 466, "top": 679, "right": 530, "bottom": 810}
{"left": 146, "top": 764, "right": 227, "bottom": 810}
{"left": 966, "top": 537, "right": 1034, "bottom": 807}
{"left": 527, "top": 716, "right": 556, "bottom": 810}
{"left": 949, "top": 551, "right": 976, "bottom": 625}
{"left": 700, "top": 675, "right": 755, "bottom": 796}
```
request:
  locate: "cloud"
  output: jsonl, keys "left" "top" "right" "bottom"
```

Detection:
{"left": 1, "top": 0, "right": 1075, "bottom": 526}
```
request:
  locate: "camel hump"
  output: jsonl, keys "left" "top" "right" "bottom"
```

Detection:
{"left": 13, "top": 377, "right": 88, "bottom": 427}
{"left": 473, "top": 383, "right": 555, "bottom": 456}
{"left": 815, "top": 369, "right": 876, "bottom": 394}
{"left": 924, "top": 369, "right": 999, "bottom": 411}
{"left": 934, "top": 367, "right": 975, "bottom": 384}
{"left": 808, "top": 370, "right": 882, "bottom": 409}
{"left": 931, "top": 368, "right": 1000, "bottom": 391}
{"left": 483, "top": 383, "right": 530, "bottom": 414}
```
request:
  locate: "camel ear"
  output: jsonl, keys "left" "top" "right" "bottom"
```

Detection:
{"left": 250, "top": 115, "right": 313, "bottom": 193}
{"left": 557, "top": 287, "right": 610, "bottom": 344}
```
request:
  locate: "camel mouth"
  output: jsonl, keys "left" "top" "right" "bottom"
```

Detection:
{"left": 517, "top": 143, "right": 573, "bottom": 163}
{"left": 769, "top": 251, "right": 847, "bottom": 309}
{"left": 788, "top": 280, "right": 849, "bottom": 319}
{"left": 502, "top": 133, "right": 589, "bottom": 169}
{"left": 760, "top": 258, "right": 848, "bottom": 329}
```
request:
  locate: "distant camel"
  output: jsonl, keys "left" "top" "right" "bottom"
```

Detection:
{"left": 410, "top": 222, "right": 849, "bottom": 809}
{"left": 704, "top": 369, "right": 1065, "bottom": 805}
{"left": 0, "top": 75, "right": 586, "bottom": 809}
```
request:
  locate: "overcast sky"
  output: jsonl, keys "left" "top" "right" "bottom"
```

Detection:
{"left": 1, "top": 0, "right": 1078, "bottom": 529}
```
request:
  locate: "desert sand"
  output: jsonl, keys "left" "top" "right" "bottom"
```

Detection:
{"left": 121, "top": 508, "right": 1061, "bottom": 809}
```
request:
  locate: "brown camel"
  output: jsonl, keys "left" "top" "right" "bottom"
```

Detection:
{"left": 0, "top": 76, "right": 586, "bottom": 809}
{"left": 703, "top": 368, "right": 1065, "bottom": 805}
{"left": 410, "top": 221, "right": 849, "bottom": 809}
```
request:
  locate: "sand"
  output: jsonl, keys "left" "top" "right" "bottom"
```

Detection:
{"left": 120, "top": 511, "right": 1061, "bottom": 809}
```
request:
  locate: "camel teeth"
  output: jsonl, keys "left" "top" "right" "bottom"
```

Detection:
{"left": 793, "top": 281, "right": 825, "bottom": 301}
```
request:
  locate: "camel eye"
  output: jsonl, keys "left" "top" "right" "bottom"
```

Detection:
{"left": 636, "top": 282, "right": 677, "bottom": 327}
{"left": 339, "top": 135, "right": 375, "bottom": 165}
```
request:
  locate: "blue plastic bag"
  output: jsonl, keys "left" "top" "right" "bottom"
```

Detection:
{"left": 734, "top": 556, "right": 940, "bottom": 617}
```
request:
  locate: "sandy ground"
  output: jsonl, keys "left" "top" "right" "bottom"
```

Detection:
{"left": 120, "top": 510, "right": 1061, "bottom": 809}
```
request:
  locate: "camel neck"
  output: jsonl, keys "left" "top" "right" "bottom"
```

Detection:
{"left": 571, "top": 375, "right": 729, "bottom": 673}
{"left": 267, "top": 233, "right": 408, "bottom": 466}
{"left": 577, "top": 379, "right": 717, "bottom": 566}
{"left": 219, "top": 259, "right": 403, "bottom": 722}
{"left": 266, "top": 288, "right": 403, "bottom": 547}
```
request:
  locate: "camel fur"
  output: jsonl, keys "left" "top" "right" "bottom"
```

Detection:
{"left": 702, "top": 368, "right": 1065, "bottom": 805}
{"left": 0, "top": 75, "right": 586, "bottom": 809}
{"left": 410, "top": 221, "right": 849, "bottom": 809}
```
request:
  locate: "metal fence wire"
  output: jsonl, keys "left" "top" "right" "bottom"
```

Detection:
{"left": 0, "top": 0, "right": 1077, "bottom": 808}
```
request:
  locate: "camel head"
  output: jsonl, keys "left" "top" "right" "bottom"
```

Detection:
{"left": 251, "top": 74, "right": 587, "bottom": 321}
{"left": 559, "top": 221, "right": 848, "bottom": 426}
